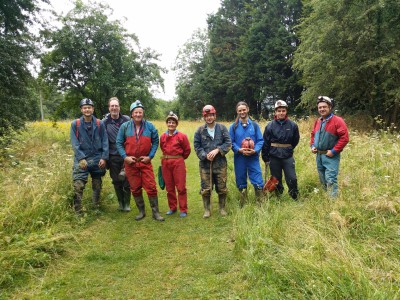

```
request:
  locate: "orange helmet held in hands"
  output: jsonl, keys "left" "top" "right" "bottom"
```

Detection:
{"left": 241, "top": 137, "right": 255, "bottom": 149}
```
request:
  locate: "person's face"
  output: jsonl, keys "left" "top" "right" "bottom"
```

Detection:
{"left": 275, "top": 107, "right": 287, "bottom": 120}
{"left": 108, "top": 100, "right": 120, "bottom": 118}
{"left": 132, "top": 108, "right": 144, "bottom": 122}
{"left": 81, "top": 105, "right": 94, "bottom": 117}
{"left": 237, "top": 104, "right": 249, "bottom": 120}
{"left": 166, "top": 119, "right": 177, "bottom": 132}
{"left": 204, "top": 113, "right": 216, "bottom": 125}
{"left": 317, "top": 102, "right": 331, "bottom": 118}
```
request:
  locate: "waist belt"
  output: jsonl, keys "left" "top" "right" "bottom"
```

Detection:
{"left": 271, "top": 143, "right": 292, "bottom": 148}
{"left": 317, "top": 150, "right": 328, "bottom": 154}
{"left": 161, "top": 155, "right": 183, "bottom": 159}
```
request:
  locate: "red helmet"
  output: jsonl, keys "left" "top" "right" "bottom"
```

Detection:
{"left": 202, "top": 105, "right": 216, "bottom": 116}
{"left": 241, "top": 137, "right": 255, "bottom": 149}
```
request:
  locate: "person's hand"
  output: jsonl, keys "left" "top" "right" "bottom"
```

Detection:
{"left": 98, "top": 159, "right": 106, "bottom": 169}
{"left": 326, "top": 150, "right": 334, "bottom": 157}
{"left": 124, "top": 156, "right": 136, "bottom": 165}
{"left": 244, "top": 148, "right": 256, "bottom": 156}
{"left": 207, "top": 149, "right": 220, "bottom": 161}
{"left": 139, "top": 156, "right": 150, "bottom": 164}
{"left": 79, "top": 159, "right": 88, "bottom": 170}
{"left": 311, "top": 147, "right": 317, "bottom": 154}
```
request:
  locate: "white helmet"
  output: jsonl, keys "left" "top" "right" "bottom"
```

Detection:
{"left": 317, "top": 96, "right": 333, "bottom": 107}
{"left": 274, "top": 100, "right": 288, "bottom": 110}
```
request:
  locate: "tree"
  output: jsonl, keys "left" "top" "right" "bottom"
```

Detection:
{"left": 239, "top": 0, "right": 302, "bottom": 117}
{"left": 293, "top": 0, "right": 400, "bottom": 126}
{"left": 40, "top": 0, "right": 164, "bottom": 118}
{"left": 174, "top": 28, "right": 211, "bottom": 119}
{"left": 175, "top": 0, "right": 303, "bottom": 120}
{"left": 0, "top": 0, "right": 47, "bottom": 140}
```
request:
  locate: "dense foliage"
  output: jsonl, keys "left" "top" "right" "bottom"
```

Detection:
{"left": 294, "top": 0, "right": 400, "bottom": 126}
{"left": 40, "top": 0, "right": 164, "bottom": 118}
{"left": 175, "top": 0, "right": 302, "bottom": 119}
{"left": 0, "top": 0, "right": 46, "bottom": 143}
{"left": 175, "top": 0, "right": 400, "bottom": 126}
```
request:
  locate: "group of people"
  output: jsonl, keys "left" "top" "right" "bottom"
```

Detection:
{"left": 70, "top": 95, "right": 349, "bottom": 220}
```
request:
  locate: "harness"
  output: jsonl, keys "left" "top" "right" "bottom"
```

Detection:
{"left": 75, "top": 118, "right": 100, "bottom": 139}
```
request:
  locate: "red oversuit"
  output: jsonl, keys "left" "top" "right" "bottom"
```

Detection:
{"left": 160, "top": 130, "right": 191, "bottom": 213}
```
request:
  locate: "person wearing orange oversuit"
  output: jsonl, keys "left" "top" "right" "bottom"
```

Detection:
{"left": 160, "top": 112, "right": 191, "bottom": 218}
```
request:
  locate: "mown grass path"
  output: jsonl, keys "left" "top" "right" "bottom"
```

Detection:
{"left": 12, "top": 121, "right": 249, "bottom": 299}
{"left": 20, "top": 203, "right": 245, "bottom": 299}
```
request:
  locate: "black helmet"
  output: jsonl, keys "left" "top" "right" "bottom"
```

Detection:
{"left": 80, "top": 98, "right": 94, "bottom": 107}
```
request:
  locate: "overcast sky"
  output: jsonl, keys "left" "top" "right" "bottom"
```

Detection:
{"left": 46, "top": 0, "right": 221, "bottom": 100}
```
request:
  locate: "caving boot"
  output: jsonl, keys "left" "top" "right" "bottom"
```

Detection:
{"left": 254, "top": 187, "right": 264, "bottom": 203}
{"left": 91, "top": 178, "right": 102, "bottom": 208}
{"left": 218, "top": 194, "right": 227, "bottom": 216}
{"left": 114, "top": 186, "right": 124, "bottom": 211}
{"left": 134, "top": 195, "right": 146, "bottom": 221}
{"left": 202, "top": 195, "right": 211, "bottom": 218}
{"left": 123, "top": 188, "right": 131, "bottom": 212}
{"left": 149, "top": 196, "right": 165, "bottom": 221}
{"left": 239, "top": 188, "right": 247, "bottom": 208}
{"left": 73, "top": 180, "right": 85, "bottom": 214}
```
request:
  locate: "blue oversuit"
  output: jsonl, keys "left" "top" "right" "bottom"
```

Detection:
{"left": 229, "top": 119, "right": 264, "bottom": 190}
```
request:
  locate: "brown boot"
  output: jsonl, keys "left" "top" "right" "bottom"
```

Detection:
{"left": 134, "top": 195, "right": 146, "bottom": 221}
{"left": 149, "top": 196, "right": 165, "bottom": 221}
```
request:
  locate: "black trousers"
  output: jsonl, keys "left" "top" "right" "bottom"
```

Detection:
{"left": 109, "top": 154, "right": 130, "bottom": 190}
{"left": 269, "top": 156, "right": 298, "bottom": 199}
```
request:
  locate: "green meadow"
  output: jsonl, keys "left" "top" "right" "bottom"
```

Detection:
{"left": 0, "top": 119, "right": 399, "bottom": 299}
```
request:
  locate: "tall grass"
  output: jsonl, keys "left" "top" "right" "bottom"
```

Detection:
{"left": 0, "top": 122, "right": 80, "bottom": 291}
{"left": 233, "top": 118, "right": 400, "bottom": 298}
{"left": 1, "top": 118, "right": 399, "bottom": 298}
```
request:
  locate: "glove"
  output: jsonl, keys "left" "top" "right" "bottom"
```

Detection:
{"left": 79, "top": 159, "right": 88, "bottom": 169}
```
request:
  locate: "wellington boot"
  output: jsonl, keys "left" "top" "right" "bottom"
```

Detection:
{"left": 134, "top": 196, "right": 146, "bottom": 221}
{"left": 239, "top": 188, "right": 247, "bottom": 207}
{"left": 218, "top": 194, "right": 227, "bottom": 216}
{"left": 255, "top": 187, "right": 264, "bottom": 203}
{"left": 73, "top": 180, "right": 85, "bottom": 213}
{"left": 114, "top": 187, "right": 124, "bottom": 211}
{"left": 92, "top": 178, "right": 102, "bottom": 208}
{"left": 202, "top": 196, "right": 211, "bottom": 218}
{"left": 123, "top": 188, "right": 131, "bottom": 212}
{"left": 149, "top": 196, "right": 165, "bottom": 222}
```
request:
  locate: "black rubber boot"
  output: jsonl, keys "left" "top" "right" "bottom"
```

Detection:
{"left": 123, "top": 188, "right": 131, "bottom": 212}
{"left": 149, "top": 196, "right": 165, "bottom": 221}
{"left": 114, "top": 186, "right": 124, "bottom": 211}
{"left": 134, "top": 196, "right": 146, "bottom": 221}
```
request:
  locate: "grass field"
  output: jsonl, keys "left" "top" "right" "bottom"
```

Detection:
{"left": 1, "top": 118, "right": 399, "bottom": 299}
